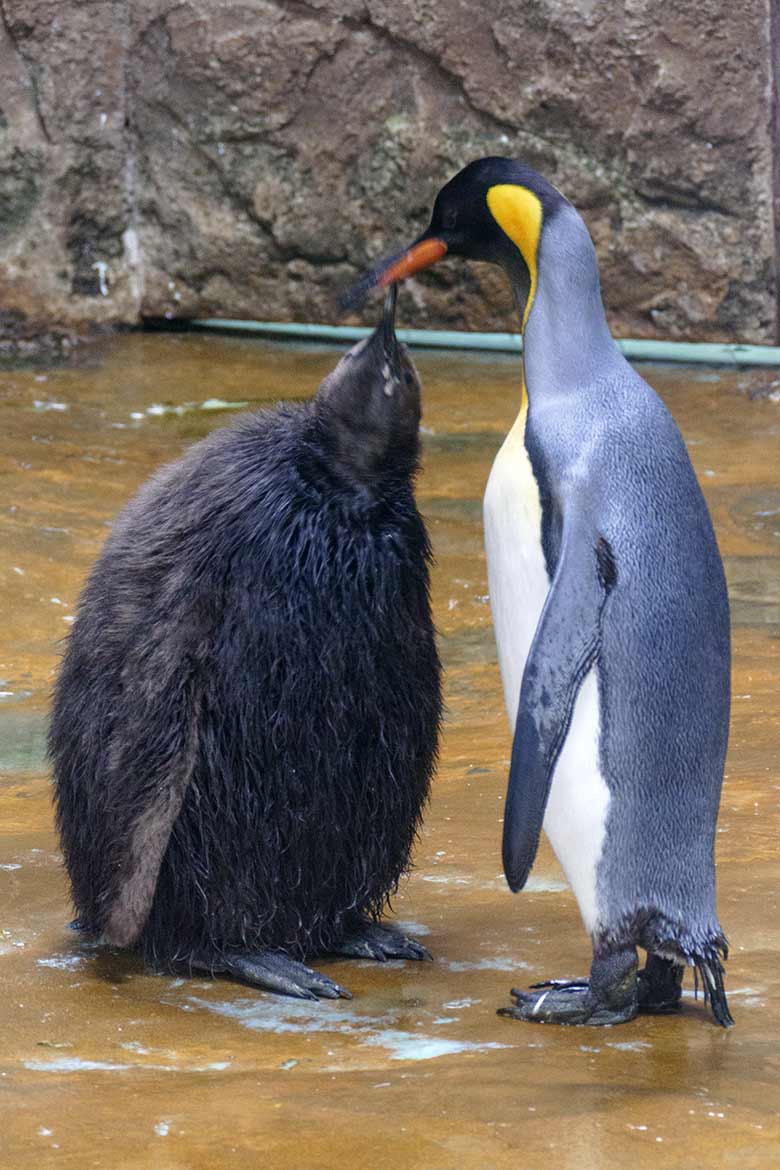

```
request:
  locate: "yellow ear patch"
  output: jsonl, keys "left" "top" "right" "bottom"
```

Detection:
{"left": 486, "top": 184, "right": 543, "bottom": 328}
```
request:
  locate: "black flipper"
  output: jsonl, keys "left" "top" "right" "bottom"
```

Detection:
{"left": 502, "top": 525, "right": 616, "bottom": 893}
{"left": 102, "top": 674, "right": 203, "bottom": 948}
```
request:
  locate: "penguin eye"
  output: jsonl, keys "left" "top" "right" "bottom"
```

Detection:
{"left": 441, "top": 206, "right": 457, "bottom": 232}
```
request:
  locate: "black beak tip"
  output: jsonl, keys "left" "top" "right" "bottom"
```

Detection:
{"left": 338, "top": 270, "right": 382, "bottom": 316}
{"left": 381, "top": 282, "right": 398, "bottom": 331}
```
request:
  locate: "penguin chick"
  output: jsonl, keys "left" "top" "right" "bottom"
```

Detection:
{"left": 49, "top": 290, "right": 441, "bottom": 1000}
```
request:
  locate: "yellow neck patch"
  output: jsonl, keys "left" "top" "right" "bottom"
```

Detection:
{"left": 486, "top": 184, "right": 543, "bottom": 329}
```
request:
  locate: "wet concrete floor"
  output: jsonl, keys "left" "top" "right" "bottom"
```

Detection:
{"left": 0, "top": 333, "right": 778, "bottom": 1169}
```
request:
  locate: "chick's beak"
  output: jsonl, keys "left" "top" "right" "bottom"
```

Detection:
{"left": 380, "top": 283, "right": 398, "bottom": 347}
{"left": 340, "top": 236, "right": 448, "bottom": 312}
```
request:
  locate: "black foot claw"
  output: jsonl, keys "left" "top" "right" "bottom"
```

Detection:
{"left": 202, "top": 952, "right": 352, "bottom": 1001}
{"left": 332, "top": 919, "right": 432, "bottom": 963}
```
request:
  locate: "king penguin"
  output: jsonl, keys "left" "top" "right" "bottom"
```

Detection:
{"left": 343, "top": 157, "right": 733, "bottom": 1027}
{"left": 49, "top": 289, "right": 440, "bottom": 1000}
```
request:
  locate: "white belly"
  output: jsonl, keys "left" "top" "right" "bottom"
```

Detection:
{"left": 483, "top": 406, "right": 609, "bottom": 935}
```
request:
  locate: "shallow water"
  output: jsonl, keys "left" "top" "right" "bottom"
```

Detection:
{"left": 1, "top": 334, "right": 778, "bottom": 1169}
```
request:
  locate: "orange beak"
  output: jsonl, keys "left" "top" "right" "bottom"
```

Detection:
{"left": 376, "top": 237, "right": 449, "bottom": 286}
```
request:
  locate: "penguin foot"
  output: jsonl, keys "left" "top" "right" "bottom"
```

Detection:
{"left": 200, "top": 952, "right": 353, "bottom": 1001}
{"left": 498, "top": 984, "right": 637, "bottom": 1026}
{"left": 332, "top": 917, "right": 432, "bottom": 963}
{"left": 637, "top": 953, "right": 684, "bottom": 1015}
{"left": 67, "top": 916, "right": 104, "bottom": 941}
{"left": 498, "top": 947, "right": 639, "bottom": 1026}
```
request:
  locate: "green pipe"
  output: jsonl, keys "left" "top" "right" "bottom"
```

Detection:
{"left": 189, "top": 318, "right": 780, "bottom": 366}
{"left": 190, "top": 319, "right": 522, "bottom": 352}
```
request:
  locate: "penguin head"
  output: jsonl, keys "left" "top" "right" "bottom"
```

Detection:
{"left": 316, "top": 286, "right": 421, "bottom": 481}
{"left": 342, "top": 157, "right": 568, "bottom": 327}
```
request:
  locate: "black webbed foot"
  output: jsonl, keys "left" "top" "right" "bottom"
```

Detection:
{"left": 68, "top": 917, "right": 97, "bottom": 934}
{"left": 332, "top": 916, "right": 432, "bottom": 963}
{"left": 195, "top": 952, "right": 352, "bottom": 1001}
{"left": 498, "top": 947, "right": 639, "bottom": 1027}
{"left": 637, "top": 953, "right": 684, "bottom": 1015}
{"left": 498, "top": 984, "right": 633, "bottom": 1025}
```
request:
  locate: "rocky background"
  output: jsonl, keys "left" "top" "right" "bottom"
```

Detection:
{"left": 0, "top": 0, "right": 777, "bottom": 347}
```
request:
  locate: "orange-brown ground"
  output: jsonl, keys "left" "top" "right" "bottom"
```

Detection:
{"left": 0, "top": 335, "right": 778, "bottom": 1169}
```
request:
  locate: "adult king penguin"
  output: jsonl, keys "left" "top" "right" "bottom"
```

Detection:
{"left": 344, "top": 158, "right": 733, "bottom": 1027}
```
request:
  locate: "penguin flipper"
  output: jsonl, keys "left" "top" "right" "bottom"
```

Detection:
{"left": 102, "top": 677, "right": 203, "bottom": 948}
{"left": 502, "top": 524, "right": 615, "bottom": 893}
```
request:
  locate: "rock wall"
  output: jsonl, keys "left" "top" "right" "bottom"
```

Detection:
{"left": 0, "top": 0, "right": 776, "bottom": 345}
